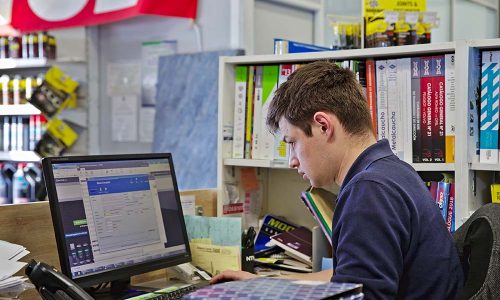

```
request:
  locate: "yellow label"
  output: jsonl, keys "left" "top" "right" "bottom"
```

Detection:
{"left": 364, "top": 0, "right": 427, "bottom": 17}
{"left": 46, "top": 118, "right": 78, "bottom": 147}
{"left": 491, "top": 184, "right": 500, "bottom": 203}
{"left": 45, "top": 66, "right": 79, "bottom": 94}
{"left": 366, "top": 19, "right": 388, "bottom": 36}
{"left": 395, "top": 21, "right": 411, "bottom": 33}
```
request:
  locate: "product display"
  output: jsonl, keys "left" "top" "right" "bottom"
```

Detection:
{"left": 28, "top": 66, "right": 79, "bottom": 118}
{"left": 34, "top": 118, "right": 79, "bottom": 157}
{"left": 0, "top": 31, "right": 56, "bottom": 60}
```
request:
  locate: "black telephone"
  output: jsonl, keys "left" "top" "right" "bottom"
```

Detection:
{"left": 25, "top": 260, "right": 94, "bottom": 300}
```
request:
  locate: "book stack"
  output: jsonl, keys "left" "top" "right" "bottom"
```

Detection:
{"left": 426, "top": 174, "right": 455, "bottom": 232}
{"left": 366, "top": 55, "right": 456, "bottom": 163}
{"left": 232, "top": 60, "right": 365, "bottom": 162}
{"left": 269, "top": 226, "right": 313, "bottom": 267}
{"left": 253, "top": 214, "right": 313, "bottom": 274}
{"left": 300, "top": 187, "right": 336, "bottom": 245}
{"left": 479, "top": 50, "right": 500, "bottom": 163}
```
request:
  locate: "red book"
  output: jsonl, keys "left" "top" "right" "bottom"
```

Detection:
{"left": 366, "top": 59, "right": 377, "bottom": 135}
{"left": 420, "top": 57, "right": 433, "bottom": 162}
{"left": 271, "top": 226, "right": 312, "bottom": 266}
{"left": 446, "top": 183, "right": 455, "bottom": 232}
{"left": 432, "top": 56, "right": 445, "bottom": 162}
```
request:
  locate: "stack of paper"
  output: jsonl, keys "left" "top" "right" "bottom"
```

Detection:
{"left": 0, "top": 241, "right": 30, "bottom": 290}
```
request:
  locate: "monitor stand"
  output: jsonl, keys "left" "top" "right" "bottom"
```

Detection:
{"left": 88, "top": 277, "right": 153, "bottom": 300}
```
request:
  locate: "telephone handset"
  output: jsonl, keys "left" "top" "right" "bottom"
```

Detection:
{"left": 25, "top": 260, "right": 94, "bottom": 300}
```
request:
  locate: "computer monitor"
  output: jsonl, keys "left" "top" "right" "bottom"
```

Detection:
{"left": 42, "top": 153, "right": 191, "bottom": 291}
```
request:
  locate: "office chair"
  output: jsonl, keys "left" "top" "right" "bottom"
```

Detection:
{"left": 453, "top": 203, "right": 500, "bottom": 300}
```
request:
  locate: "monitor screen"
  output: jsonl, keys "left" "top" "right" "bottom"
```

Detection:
{"left": 42, "top": 153, "right": 191, "bottom": 287}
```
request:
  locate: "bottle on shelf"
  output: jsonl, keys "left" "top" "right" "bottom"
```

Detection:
{"left": 24, "top": 163, "right": 44, "bottom": 201}
{"left": 48, "top": 33, "right": 56, "bottom": 60}
{"left": 8, "top": 36, "right": 21, "bottom": 59}
{"left": 2, "top": 162, "right": 15, "bottom": 204}
{"left": 0, "top": 36, "right": 8, "bottom": 59}
{"left": 12, "top": 163, "right": 30, "bottom": 204}
{"left": 28, "top": 32, "right": 39, "bottom": 59}
{"left": 21, "top": 33, "right": 29, "bottom": 59}
{"left": 0, "top": 162, "right": 9, "bottom": 204}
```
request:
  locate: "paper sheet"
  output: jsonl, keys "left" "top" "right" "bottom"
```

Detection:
{"left": 107, "top": 63, "right": 141, "bottom": 96}
{"left": 111, "top": 95, "right": 138, "bottom": 142}
{"left": 0, "top": 261, "right": 26, "bottom": 281}
{"left": 141, "top": 40, "right": 177, "bottom": 106}
{"left": 139, "top": 107, "right": 156, "bottom": 143}
{"left": 180, "top": 195, "right": 196, "bottom": 216}
{"left": 0, "top": 241, "right": 25, "bottom": 260}
{"left": 184, "top": 215, "right": 241, "bottom": 246}
{"left": 190, "top": 243, "right": 240, "bottom": 276}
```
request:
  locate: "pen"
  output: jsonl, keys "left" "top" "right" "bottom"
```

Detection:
{"left": 195, "top": 265, "right": 212, "bottom": 277}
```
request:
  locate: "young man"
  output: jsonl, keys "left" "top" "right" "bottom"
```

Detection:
{"left": 211, "top": 61, "right": 463, "bottom": 299}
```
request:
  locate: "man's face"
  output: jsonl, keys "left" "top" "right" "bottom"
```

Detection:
{"left": 279, "top": 117, "right": 332, "bottom": 188}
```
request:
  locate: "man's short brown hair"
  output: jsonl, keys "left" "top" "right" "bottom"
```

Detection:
{"left": 266, "top": 60, "right": 373, "bottom": 137}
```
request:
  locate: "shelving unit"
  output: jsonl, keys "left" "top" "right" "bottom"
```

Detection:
{"left": 0, "top": 50, "right": 90, "bottom": 161}
{"left": 217, "top": 41, "right": 475, "bottom": 229}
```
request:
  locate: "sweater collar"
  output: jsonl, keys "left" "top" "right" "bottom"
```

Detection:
{"left": 339, "top": 139, "right": 393, "bottom": 191}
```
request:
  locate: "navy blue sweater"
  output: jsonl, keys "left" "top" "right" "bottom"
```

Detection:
{"left": 331, "top": 139, "right": 463, "bottom": 299}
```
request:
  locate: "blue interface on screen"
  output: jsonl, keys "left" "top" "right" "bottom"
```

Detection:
{"left": 51, "top": 159, "right": 188, "bottom": 278}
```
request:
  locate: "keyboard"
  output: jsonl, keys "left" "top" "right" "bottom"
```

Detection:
{"left": 126, "top": 281, "right": 208, "bottom": 300}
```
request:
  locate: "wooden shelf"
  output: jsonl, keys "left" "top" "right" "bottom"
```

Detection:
{"left": 0, "top": 104, "right": 41, "bottom": 115}
{"left": 0, "top": 151, "right": 40, "bottom": 162}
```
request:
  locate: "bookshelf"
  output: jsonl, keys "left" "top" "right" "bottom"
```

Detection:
{"left": 217, "top": 41, "right": 477, "bottom": 229}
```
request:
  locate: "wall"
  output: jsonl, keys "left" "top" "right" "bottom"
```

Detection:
{"left": 454, "top": 0, "right": 498, "bottom": 40}
{"left": 95, "top": 0, "right": 232, "bottom": 155}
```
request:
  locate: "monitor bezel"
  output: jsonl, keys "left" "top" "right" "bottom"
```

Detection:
{"left": 42, "top": 153, "right": 192, "bottom": 287}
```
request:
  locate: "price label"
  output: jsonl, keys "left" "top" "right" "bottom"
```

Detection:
{"left": 405, "top": 12, "right": 419, "bottom": 25}
{"left": 384, "top": 11, "right": 399, "bottom": 24}
{"left": 422, "top": 12, "right": 437, "bottom": 25}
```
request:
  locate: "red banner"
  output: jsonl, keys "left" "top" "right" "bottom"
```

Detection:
{"left": 11, "top": 0, "right": 198, "bottom": 32}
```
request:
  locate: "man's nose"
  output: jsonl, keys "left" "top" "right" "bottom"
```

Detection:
{"left": 289, "top": 156, "right": 299, "bottom": 169}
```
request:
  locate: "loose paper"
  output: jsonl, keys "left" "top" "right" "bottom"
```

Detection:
{"left": 180, "top": 195, "right": 196, "bottom": 216}
{"left": 141, "top": 40, "right": 177, "bottom": 106}
{"left": 111, "top": 95, "right": 138, "bottom": 142}
{"left": 184, "top": 215, "right": 241, "bottom": 247}
{"left": 139, "top": 107, "right": 155, "bottom": 143}
{"left": 190, "top": 243, "right": 240, "bottom": 275}
{"left": 107, "top": 63, "right": 141, "bottom": 96}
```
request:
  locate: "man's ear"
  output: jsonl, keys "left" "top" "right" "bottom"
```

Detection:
{"left": 313, "top": 112, "right": 333, "bottom": 137}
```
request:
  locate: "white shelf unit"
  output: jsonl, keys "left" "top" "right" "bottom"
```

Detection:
{"left": 0, "top": 104, "right": 41, "bottom": 115}
{"left": 459, "top": 38, "right": 500, "bottom": 221}
{"left": 0, "top": 151, "right": 40, "bottom": 162}
{"left": 0, "top": 58, "right": 50, "bottom": 70}
{"left": 217, "top": 42, "right": 471, "bottom": 228}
